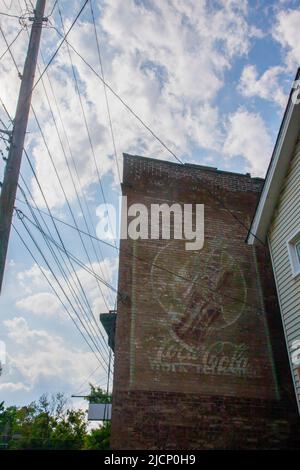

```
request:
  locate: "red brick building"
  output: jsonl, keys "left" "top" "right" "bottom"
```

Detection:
{"left": 111, "top": 153, "right": 300, "bottom": 449}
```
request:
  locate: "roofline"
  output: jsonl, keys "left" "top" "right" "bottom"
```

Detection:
{"left": 123, "top": 152, "right": 263, "bottom": 179}
{"left": 247, "top": 68, "right": 300, "bottom": 245}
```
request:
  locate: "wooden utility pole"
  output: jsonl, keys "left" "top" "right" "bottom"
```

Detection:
{"left": 0, "top": 0, "right": 46, "bottom": 293}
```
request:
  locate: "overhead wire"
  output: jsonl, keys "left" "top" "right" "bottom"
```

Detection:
{"left": 48, "top": 23, "right": 265, "bottom": 245}
{"left": 18, "top": 152, "right": 113, "bottom": 360}
{"left": 48, "top": 0, "right": 57, "bottom": 17}
{"left": 0, "top": 107, "right": 112, "bottom": 365}
{"left": 16, "top": 208, "right": 123, "bottom": 299}
{"left": 15, "top": 202, "right": 268, "bottom": 316}
{"left": 0, "top": 27, "right": 24, "bottom": 62}
{"left": 12, "top": 221, "right": 109, "bottom": 370}
{"left": 104, "top": 343, "right": 112, "bottom": 419}
{"left": 0, "top": 11, "right": 22, "bottom": 19}
{"left": 1, "top": 0, "right": 116, "bottom": 388}
{"left": 0, "top": 4, "right": 264, "bottom": 324}
{"left": 31, "top": 0, "right": 89, "bottom": 93}
{"left": 73, "top": 364, "right": 108, "bottom": 396}
{"left": 89, "top": 0, "right": 121, "bottom": 185}
{"left": 55, "top": 1, "right": 118, "bottom": 251}
{"left": 49, "top": 22, "right": 183, "bottom": 165}
{"left": 0, "top": 22, "right": 22, "bottom": 76}
{"left": 0, "top": 22, "right": 114, "bottom": 354}
{"left": 14, "top": 208, "right": 111, "bottom": 369}
{"left": 1, "top": 0, "right": 268, "bottom": 383}
{"left": 35, "top": 43, "right": 116, "bottom": 306}
{"left": 1, "top": 0, "right": 13, "bottom": 9}
{"left": 0, "top": 95, "right": 111, "bottom": 372}
{"left": 33, "top": 57, "right": 113, "bottom": 310}
{"left": 17, "top": 178, "right": 112, "bottom": 364}
{"left": 27, "top": 104, "right": 112, "bottom": 352}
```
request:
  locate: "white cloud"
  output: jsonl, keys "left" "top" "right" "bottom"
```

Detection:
{"left": 223, "top": 108, "right": 273, "bottom": 176}
{"left": 0, "top": 382, "right": 31, "bottom": 392}
{"left": 3, "top": 316, "right": 107, "bottom": 391}
{"left": 0, "top": 0, "right": 256, "bottom": 210}
{"left": 17, "top": 263, "right": 49, "bottom": 295}
{"left": 0, "top": 0, "right": 284, "bottom": 405}
{"left": 273, "top": 8, "right": 300, "bottom": 69}
{"left": 15, "top": 254, "right": 118, "bottom": 319}
{"left": 238, "top": 64, "right": 287, "bottom": 108}
{"left": 16, "top": 292, "right": 61, "bottom": 316}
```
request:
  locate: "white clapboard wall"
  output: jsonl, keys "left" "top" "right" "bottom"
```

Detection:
{"left": 269, "top": 135, "right": 300, "bottom": 413}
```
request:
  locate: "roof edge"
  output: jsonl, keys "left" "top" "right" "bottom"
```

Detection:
{"left": 247, "top": 68, "right": 300, "bottom": 245}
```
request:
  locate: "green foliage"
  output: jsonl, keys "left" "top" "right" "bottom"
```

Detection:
{"left": 0, "top": 386, "right": 111, "bottom": 450}
{"left": 86, "top": 384, "right": 112, "bottom": 404}
{"left": 84, "top": 422, "right": 111, "bottom": 450}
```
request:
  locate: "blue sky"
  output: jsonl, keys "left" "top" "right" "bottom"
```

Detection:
{"left": 0, "top": 0, "right": 300, "bottom": 409}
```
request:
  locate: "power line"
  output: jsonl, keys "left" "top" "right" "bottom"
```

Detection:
{"left": 14, "top": 213, "right": 111, "bottom": 370}
{"left": 2, "top": 1, "right": 265, "bottom": 314}
{"left": 0, "top": 99, "right": 111, "bottom": 360}
{"left": 31, "top": 0, "right": 89, "bottom": 93}
{"left": 1, "top": 0, "right": 13, "bottom": 9}
{"left": 89, "top": 0, "right": 121, "bottom": 185}
{"left": 16, "top": 18, "right": 115, "bottom": 307}
{"left": 0, "top": 27, "right": 24, "bottom": 62}
{"left": 0, "top": 2, "right": 265, "bottom": 246}
{"left": 74, "top": 364, "right": 107, "bottom": 396}
{"left": 104, "top": 343, "right": 112, "bottom": 419}
{"left": 17, "top": 179, "right": 112, "bottom": 363}
{"left": 0, "top": 11, "right": 22, "bottom": 19}
{"left": 12, "top": 222, "right": 109, "bottom": 370}
{"left": 19, "top": 149, "right": 113, "bottom": 357}
{"left": 48, "top": 25, "right": 266, "bottom": 245}
{"left": 47, "top": 0, "right": 57, "bottom": 17}
{"left": 15, "top": 203, "right": 267, "bottom": 316}
{"left": 37, "top": 51, "right": 115, "bottom": 305}
{"left": 29, "top": 104, "right": 113, "bottom": 351}
{"left": 0, "top": 95, "right": 11, "bottom": 123}
{"left": 0, "top": 18, "right": 264, "bottom": 316}
{"left": 17, "top": 183, "right": 111, "bottom": 366}
{"left": 0, "top": 22, "right": 22, "bottom": 76}
{"left": 55, "top": 2, "right": 118, "bottom": 251}
{"left": 49, "top": 23, "right": 184, "bottom": 165}
{"left": 16, "top": 196, "right": 118, "bottom": 250}
{"left": 16, "top": 209, "right": 123, "bottom": 299}
{"left": 33, "top": 56, "right": 113, "bottom": 310}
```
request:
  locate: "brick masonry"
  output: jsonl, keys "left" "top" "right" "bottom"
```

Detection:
{"left": 111, "top": 153, "right": 300, "bottom": 450}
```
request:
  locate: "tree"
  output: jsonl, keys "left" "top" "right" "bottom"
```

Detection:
{"left": 0, "top": 385, "right": 112, "bottom": 450}
{"left": 84, "top": 422, "right": 111, "bottom": 450}
{"left": 86, "top": 384, "right": 112, "bottom": 404}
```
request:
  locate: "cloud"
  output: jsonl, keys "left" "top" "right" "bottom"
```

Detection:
{"left": 238, "top": 64, "right": 287, "bottom": 108}
{"left": 3, "top": 316, "right": 107, "bottom": 392}
{"left": 0, "top": 0, "right": 257, "bottom": 210}
{"left": 15, "top": 254, "right": 118, "bottom": 319}
{"left": 16, "top": 292, "right": 61, "bottom": 317}
{"left": 223, "top": 108, "right": 273, "bottom": 176}
{"left": 273, "top": 8, "right": 300, "bottom": 69}
{"left": 0, "top": 0, "right": 285, "bottom": 405}
{"left": 0, "top": 382, "right": 31, "bottom": 392}
{"left": 17, "top": 263, "right": 49, "bottom": 295}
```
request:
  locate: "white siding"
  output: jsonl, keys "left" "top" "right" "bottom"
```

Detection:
{"left": 269, "top": 135, "right": 300, "bottom": 412}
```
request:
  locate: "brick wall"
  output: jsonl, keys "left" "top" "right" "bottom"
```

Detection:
{"left": 111, "top": 154, "right": 300, "bottom": 450}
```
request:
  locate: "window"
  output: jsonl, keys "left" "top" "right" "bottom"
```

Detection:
{"left": 287, "top": 229, "right": 300, "bottom": 278}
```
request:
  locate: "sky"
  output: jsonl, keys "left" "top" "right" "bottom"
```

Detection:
{"left": 0, "top": 0, "right": 300, "bottom": 410}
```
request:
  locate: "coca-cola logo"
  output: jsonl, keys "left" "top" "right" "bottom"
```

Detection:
{"left": 151, "top": 239, "right": 247, "bottom": 351}
{"left": 153, "top": 340, "right": 261, "bottom": 378}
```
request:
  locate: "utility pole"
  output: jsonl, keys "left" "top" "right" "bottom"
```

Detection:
{"left": 0, "top": 0, "right": 46, "bottom": 293}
